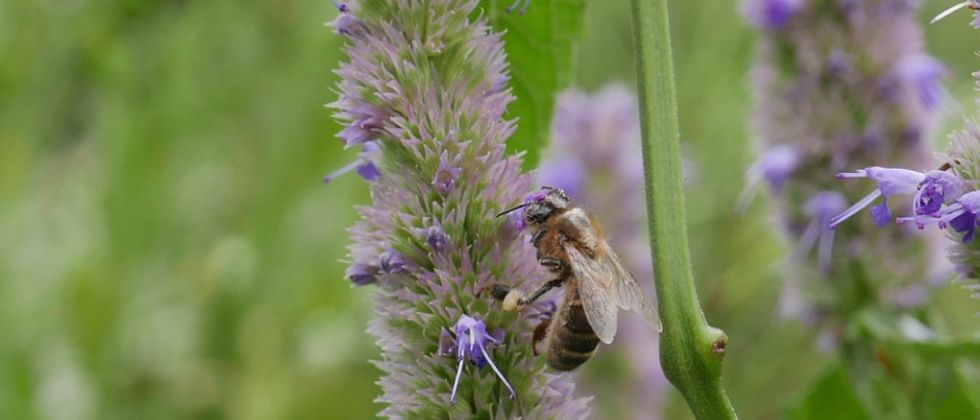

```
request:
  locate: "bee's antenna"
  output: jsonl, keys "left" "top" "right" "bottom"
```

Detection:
{"left": 540, "top": 185, "right": 554, "bottom": 190}
{"left": 496, "top": 203, "right": 528, "bottom": 217}
{"left": 931, "top": 1, "right": 972, "bottom": 24}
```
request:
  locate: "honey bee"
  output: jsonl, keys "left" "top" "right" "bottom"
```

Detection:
{"left": 491, "top": 187, "right": 660, "bottom": 371}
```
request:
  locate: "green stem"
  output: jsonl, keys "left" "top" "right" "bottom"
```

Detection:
{"left": 629, "top": 1, "right": 737, "bottom": 418}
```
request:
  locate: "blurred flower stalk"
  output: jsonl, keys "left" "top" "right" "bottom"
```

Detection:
{"left": 330, "top": 0, "right": 588, "bottom": 417}
{"left": 743, "top": 0, "right": 980, "bottom": 416}
{"left": 743, "top": 0, "right": 943, "bottom": 324}
{"left": 830, "top": 2, "right": 980, "bottom": 299}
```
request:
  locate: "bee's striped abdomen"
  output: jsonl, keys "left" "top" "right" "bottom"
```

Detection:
{"left": 547, "top": 286, "right": 601, "bottom": 371}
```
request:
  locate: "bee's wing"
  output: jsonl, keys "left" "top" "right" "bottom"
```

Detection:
{"left": 566, "top": 244, "right": 618, "bottom": 344}
{"left": 566, "top": 243, "right": 661, "bottom": 344}
{"left": 603, "top": 247, "right": 661, "bottom": 331}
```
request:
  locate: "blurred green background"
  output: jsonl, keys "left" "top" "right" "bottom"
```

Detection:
{"left": 1, "top": 0, "right": 978, "bottom": 419}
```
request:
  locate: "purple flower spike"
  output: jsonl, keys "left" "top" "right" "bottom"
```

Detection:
{"left": 741, "top": 0, "right": 805, "bottom": 30}
{"left": 829, "top": 167, "right": 926, "bottom": 228}
{"left": 449, "top": 315, "right": 515, "bottom": 404}
{"left": 896, "top": 55, "right": 946, "bottom": 110}
{"left": 346, "top": 263, "right": 379, "bottom": 286}
{"left": 424, "top": 224, "right": 448, "bottom": 252}
{"left": 432, "top": 153, "right": 463, "bottom": 194}
{"left": 379, "top": 248, "right": 407, "bottom": 274}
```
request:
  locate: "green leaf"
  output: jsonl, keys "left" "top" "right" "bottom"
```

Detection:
{"left": 481, "top": 0, "right": 587, "bottom": 169}
{"left": 785, "top": 365, "right": 871, "bottom": 420}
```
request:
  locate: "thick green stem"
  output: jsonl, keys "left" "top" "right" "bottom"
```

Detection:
{"left": 629, "top": 0, "right": 737, "bottom": 418}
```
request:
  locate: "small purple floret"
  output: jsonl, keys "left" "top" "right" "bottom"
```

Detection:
{"left": 424, "top": 224, "right": 448, "bottom": 252}
{"left": 379, "top": 248, "right": 407, "bottom": 273}
{"left": 432, "top": 154, "right": 463, "bottom": 194}
{"left": 830, "top": 167, "right": 926, "bottom": 229}
{"left": 346, "top": 263, "right": 379, "bottom": 286}
{"left": 914, "top": 170, "right": 965, "bottom": 216}
{"left": 447, "top": 315, "right": 515, "bottom": 404}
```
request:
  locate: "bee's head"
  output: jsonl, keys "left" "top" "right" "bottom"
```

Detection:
{"left": 496, "top": 187, "right": 570, "bottom": 226}
{"left": 525, "top": 187, "right": 570, "bottom": 225}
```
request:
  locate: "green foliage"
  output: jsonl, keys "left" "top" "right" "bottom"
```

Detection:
{"left": 786, "top": 366, "right": 870, "bottom": 420}
{"left": 481, "top": 0, "right": 586, "bottom": 168}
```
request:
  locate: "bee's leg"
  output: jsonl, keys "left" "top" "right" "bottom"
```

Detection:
{"left": 532, "top": 318, "right": 551, "bottom": 356}
{"left": 538, "top": 257, "right": 564, "bottom": 272}
{"left": 502, "top": 277, "right": 565, "bottom": 311}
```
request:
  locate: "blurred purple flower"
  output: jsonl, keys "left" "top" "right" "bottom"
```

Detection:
{"left": 797, "top": 191, "right": 847, "bottom": 272}
{"left": 741, "top": 0, "right": 805, "bottom": 30}
{"left": 537, "top": 157, "right": 586, "bottom": 199}
{"left": 346, "top": 262, "right": 379, "bottom": 286}
{"left": 894, "top": 55, "right": 946, "bottom": 110}
{"left": 746, "top": 144, "right": 800, "bottom": 192}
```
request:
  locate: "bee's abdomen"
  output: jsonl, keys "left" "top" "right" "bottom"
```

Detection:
{"left": 547, "top": 292, "right": 600, "bottom": 371}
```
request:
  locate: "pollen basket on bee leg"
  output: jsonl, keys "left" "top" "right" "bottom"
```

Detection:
{"left": 502, "top": 290, "right": 524, "bottom": 311}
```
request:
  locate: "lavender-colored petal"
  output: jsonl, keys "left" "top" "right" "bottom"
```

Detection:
{"left": 346, "top": 263, "right": 379, "bottom": 286}
{"left": 864, "top": 167, "right": 926, "bottom": 197}
{"left": 870, "top": 200, "right": 892, "bottom": 227}
{"left": 356, "top": 161, "right": 381, "bottom": 181}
